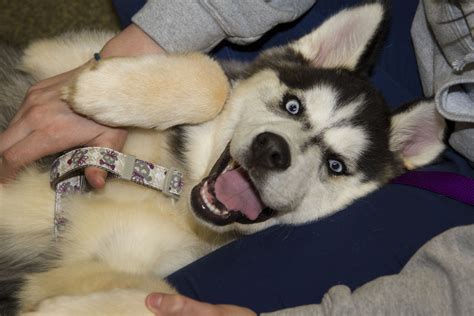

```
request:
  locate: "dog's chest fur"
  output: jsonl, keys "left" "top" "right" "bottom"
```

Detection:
{"left": 57, "top": 127, "right": 230, "bottom": 277}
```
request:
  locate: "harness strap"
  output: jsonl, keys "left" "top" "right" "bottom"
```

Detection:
{"left": 391, "top": 171, "right": 474, "bottom": 206}
{"left": 50, "top": 147, "right": 184, "bottom": 239}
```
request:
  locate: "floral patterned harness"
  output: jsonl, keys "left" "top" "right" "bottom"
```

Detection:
{"left": 50, "top": 147, "right": 184, "bottom": 239}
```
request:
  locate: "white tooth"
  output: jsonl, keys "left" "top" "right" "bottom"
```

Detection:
{"left": 199, "top": 180, "right": 229, "bottom": 217}
{"left": 200, "top": 184, "right": 206, "bottom": 199}
{"left": 202, "top": 191, "right": 217, "bottom": 214}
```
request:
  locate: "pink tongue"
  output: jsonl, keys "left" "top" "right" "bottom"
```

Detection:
{"left": 214, "top": 168, "right": 265, "bottom": 220}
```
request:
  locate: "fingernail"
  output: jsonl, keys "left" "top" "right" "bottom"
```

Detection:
{"left": 95, "top": 174, "right": 106, "bottom": 188}
{"left": 146, "top": 293, "right": 163, "bottom": 311}
{"left": 88, "top": 172, "right": 105, "bottom": 189}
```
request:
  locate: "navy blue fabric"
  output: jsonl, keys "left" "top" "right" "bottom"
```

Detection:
{"left": 167, "top": 176, "right": 473, "bottom": 313}
{"left": 113, "top": 0, "right": 474, "bottom": 313}
{"left": 112, "top": 0, "right": 146, "bottom": 28}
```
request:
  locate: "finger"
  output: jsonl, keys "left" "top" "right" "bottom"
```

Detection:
{"left": 0, "top": 130, "right": 64, "bottom": 181}
{"left": 9, "top": 90, "right": 45, "bottom": 126}
{"left": 84, "top": 168, "right": 107, "bottom": 189}
{"left": 146, "top": 293, "right": 199, "bottom": 316}
{"left": 10, "top": 81, "right": 63, "bottom": 126}
{"left": 83, "top": 129, "right": 128, "bottom": 189}
{"left": 27, "top": 68, "right": 78, "bottom": 91}
{"left": 145, "top": 293, "right": 256, "bottom": 316}
{"left": 9, "top": 96, "right": 37, "bottom": 126}
{"left": 12, "top": 63, "right": 84, "bottom": 126}
{"left": 0, "top": 120, "right": 33, "bottom": 154}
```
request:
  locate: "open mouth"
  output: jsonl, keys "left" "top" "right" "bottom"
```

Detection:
{"left": 191, "top": 145, "right": 275, "bottom": 226}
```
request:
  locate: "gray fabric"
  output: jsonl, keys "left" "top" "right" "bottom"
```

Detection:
{"left": 450, "top": 122, "right": 474, "bottom": 166}
{"left": 411, "top": 0, "right": 474, "bottom": 163}
{"left": 132, "top": 0, "right": 315, "bottom": 53}
{"left": 263, "top": 225, "right": 474, "bottom": 316}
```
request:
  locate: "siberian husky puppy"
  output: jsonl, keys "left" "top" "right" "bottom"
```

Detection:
{"left": 0, "top": 2, "right": 445, "bottom": 315}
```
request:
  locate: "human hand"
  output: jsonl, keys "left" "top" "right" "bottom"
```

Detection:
{"left": 145, "top": 293, "right": 257, "bottom": 316}
{"left": 0, "top": 23, "right": 164, "bottom": 187}
{"left": 0, "top": 66, "right": 128, "bottom": 188}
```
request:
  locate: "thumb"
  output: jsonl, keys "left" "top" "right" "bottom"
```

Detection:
{"left": 145, "top": 293, "right": 257, "bottom": 316}
{"left": 84, "top": 129, "right": 127, "bottom": 189}
{"left": 146, "top": 293, "right": 215, "bottom": 316}
{"left": 84, "top": 167, "right": 107, "bottom": 189}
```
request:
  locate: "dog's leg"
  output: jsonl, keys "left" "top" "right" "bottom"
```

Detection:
{"left": 63, "top": 53, "right": 229, "bottom": 130}
{"left": 23, "top": 288, "right": 158, "bottom": 316}
{"left": 19, "top": 260, "right": 176, "bottom": 313}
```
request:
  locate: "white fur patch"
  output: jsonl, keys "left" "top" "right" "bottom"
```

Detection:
{"left": 324, "top": 126, "right": 368, "bottom": 162}
{"left": 305, "top": 85, "right": 364, "bottom": 133}
{"left": 288, "top": 176, "right": 379, "bottom": 224}
{"left": 305, "top": 85, "right": 339, "bottom": 132}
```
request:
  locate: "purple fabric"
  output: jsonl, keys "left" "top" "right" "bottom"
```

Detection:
{"left": 392, "top": 171, "right": 474, "bottom": 206}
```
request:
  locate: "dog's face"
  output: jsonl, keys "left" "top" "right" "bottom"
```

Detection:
{"left": 191, "top": 3, "right": 446, "bottom": 233}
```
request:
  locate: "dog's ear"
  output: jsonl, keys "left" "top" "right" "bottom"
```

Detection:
{"left": 390, "top": 100, "right": 446, "bottom": 170}
{"left": 290, "top": 2, "right": 386, "bottom": 73}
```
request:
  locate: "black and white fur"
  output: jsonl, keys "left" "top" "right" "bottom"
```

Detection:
{"left": 0, "top": 3, "right": 446, "bottom": 315}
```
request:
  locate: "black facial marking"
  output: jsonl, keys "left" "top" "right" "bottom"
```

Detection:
{"left": 301, "top": 134, "right": 322, "bottom": 152}
{"left": 167, "top": 126, "right": 188, "bottom": 167}
{"left": 243, "top": 47, "right": 313, "bottom": 82}
{"left": 302, "top": 121, "right": 312, "bottom": 130}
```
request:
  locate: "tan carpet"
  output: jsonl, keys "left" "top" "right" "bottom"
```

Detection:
{"left": 0, "top": 0, "right": 120, "bottom": 46}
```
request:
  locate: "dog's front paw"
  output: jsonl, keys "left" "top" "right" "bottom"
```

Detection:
{"left": 63, "top": 53, "right": 229, "bottom": 130}
{"left": 62, "top": 60, "right": 127, "bottom": 127}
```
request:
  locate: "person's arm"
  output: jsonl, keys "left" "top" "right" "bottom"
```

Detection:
{"left": 132, "top": 0, "right": 316, "bottom": 53}
{"left": 100, "top": 23, "right": 165, "bottom": 57}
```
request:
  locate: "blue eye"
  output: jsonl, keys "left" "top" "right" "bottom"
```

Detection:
{"left": 328, "top": 159, "right": 346, "bottom": 175}
{"left": 285, "top": 98, "right": 300, "bottom": 115}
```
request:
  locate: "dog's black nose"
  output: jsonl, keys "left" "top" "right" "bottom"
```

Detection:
{"left": 250, "top": 132, "right": 291, "bottom": 170}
